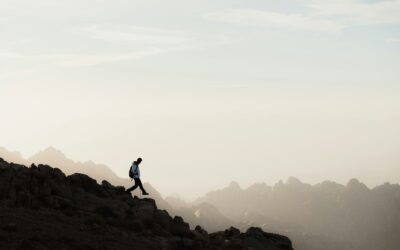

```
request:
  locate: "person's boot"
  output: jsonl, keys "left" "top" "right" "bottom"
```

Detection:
{"left": 142, "top": 191, "right": 149, "bottom": 195}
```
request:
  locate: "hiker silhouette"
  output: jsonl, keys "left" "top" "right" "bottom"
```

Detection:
{"left": 126, "top": 157, "right": 149, "bottom": 195}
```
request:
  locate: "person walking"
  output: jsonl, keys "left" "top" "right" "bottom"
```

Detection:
{"left": 126, "top": 157, "right": 149, "bottom": 195}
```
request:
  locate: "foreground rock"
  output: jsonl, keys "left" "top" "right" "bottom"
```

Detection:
{"left": 0, "top": 158, "right": 293, "bottom": 250}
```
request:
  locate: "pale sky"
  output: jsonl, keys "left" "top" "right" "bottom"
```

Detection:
{"left": 1, "top": 0, "right": 399, "bottom": 199}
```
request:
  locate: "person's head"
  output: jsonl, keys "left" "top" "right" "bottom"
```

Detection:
{"left": 136, "top": 157, "right": 142, "bottom": 164}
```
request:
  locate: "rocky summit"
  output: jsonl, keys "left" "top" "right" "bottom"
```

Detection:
{"left": 0, "top": 158, "right": 293, "bottom": 250}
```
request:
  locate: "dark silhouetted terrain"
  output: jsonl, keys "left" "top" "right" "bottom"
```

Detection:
{"left": 0, "top": 158, "right": 293, "bottom": 250}
{"left": 0, "top": 146, "right": 173, "bottom": 211}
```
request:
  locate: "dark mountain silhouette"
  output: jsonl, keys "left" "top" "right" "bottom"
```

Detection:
{"left": 0, "top": 146, "right": 173, "bottom": 212}
{"left": 0, "top": 158, "right": 293, "bottom": 250}
{"left": 193, "top": 178, "right": 400, "bottom": 250}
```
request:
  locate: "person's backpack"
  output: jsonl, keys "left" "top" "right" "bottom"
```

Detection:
{"left": 129, "top": 164, "right": 134, "bottom": 178}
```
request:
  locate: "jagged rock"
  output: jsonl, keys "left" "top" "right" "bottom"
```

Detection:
{"left": 194, "top": 225, "right": 208, "bottom": 237}
{"left": 246, "top": 227, "right": 264, "bottom": 237}
{"left": 171, "top": 216, "right": 192, "bottom": 237}
{"left": 224, "top": 226, "right": 240, "bottom": 237}
{"left": 101, "top": 180, "right": 113, "bottom": 189}
{"left": 0, "top": 159, "right": 293, "bottom": 250}
{"left": 154, "top": 210, "right": 172, "bottom": 230}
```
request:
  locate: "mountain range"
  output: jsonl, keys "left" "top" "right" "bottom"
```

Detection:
{"left": 1, "top": 146, "right": 399, "bottom": 250}
{"left": 192, "top": 177, "right": 400, "bottom": 250}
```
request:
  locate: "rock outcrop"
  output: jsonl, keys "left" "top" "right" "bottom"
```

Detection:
{"left": 0, "top": 158, "right": 293, "bottom": 250}
{"left": 0, "top": 146, "right": 173, "bottom": 212}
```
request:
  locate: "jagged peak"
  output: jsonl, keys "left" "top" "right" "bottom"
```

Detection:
{"left": 33, "top": 146, "right": 66, "bottom": 159}
{"left": 346, "top": 178, "right": 369, "bottom": 191}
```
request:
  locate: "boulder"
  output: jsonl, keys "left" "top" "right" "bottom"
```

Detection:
{"left": 171, "top": 216, "right": 192, "bottom": 237}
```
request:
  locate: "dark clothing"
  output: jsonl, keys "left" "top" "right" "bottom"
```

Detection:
{"left": 126, "top": 178, "right": 146, "bottom": 194}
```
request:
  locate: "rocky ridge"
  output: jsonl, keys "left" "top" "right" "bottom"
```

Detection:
{"left": 0, "top": 158, "right": 293, "bottom": 250}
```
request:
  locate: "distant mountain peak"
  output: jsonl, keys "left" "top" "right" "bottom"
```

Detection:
{"left": 346, "top": 178, "right": 369, "bottom": 191}
{"left": 286, "top": 176, "right": 302, "bottom": 185}
{"left": 37, "top": 146, "right": 66, "bottom": 158}
{"left": 229, "top": 181, "right": 241, "bottom": 189}
{"left": 0, "top": 146, "right": 26, "bottom": 165}
{"left": 84, "top": 160, "right": 96, "bottom": 165}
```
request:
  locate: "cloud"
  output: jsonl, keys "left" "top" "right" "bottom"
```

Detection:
{"left": 206, "top": 8, "right": 342, "bottom": 32}
{"left": 36, "top": 50, "right": 165, "bottom": 68}
{"left": 83, "top": 25, "right": 195, "bottom": 44}
{"left": 206, "top": 1, "right": 400, "bottom": 32}
{"left": 55, "top": 25, "right": 230, "bottom": 67}
{"left": 309, "top": 0, "right": 400, "bottom": 26}
{"left": 0, "top": 25, "right": 232, "bottom": 79}
{"left": 82, "top": 25, "right": 232, "bottom": 52}
{"left": 0, "top": 50, "right": 163, "bottom": 80}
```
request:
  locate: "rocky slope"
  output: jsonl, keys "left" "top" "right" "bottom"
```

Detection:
{"left": 0, "top": 146, "right": 173, "bottom": 212}
{"left": 0, "top": 158, "right": 293, "bottom": 250}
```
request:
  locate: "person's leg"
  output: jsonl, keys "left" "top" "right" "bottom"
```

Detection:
{"left": 126, "top": 179, "right": 139, "bottom": 192}
{"left": 136, "top": 178, "right": 148, "bottom": 195}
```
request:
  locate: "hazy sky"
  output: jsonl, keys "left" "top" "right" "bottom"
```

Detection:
{"left": 1, "top": 0, "right": 399, "bottom": 199}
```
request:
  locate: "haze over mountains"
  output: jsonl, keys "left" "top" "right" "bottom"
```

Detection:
{"left": 1, "top": 146, "right": 399, "bottom": 249}
{"left": 193, "top": 178, "right": 400, "bottom": 250}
